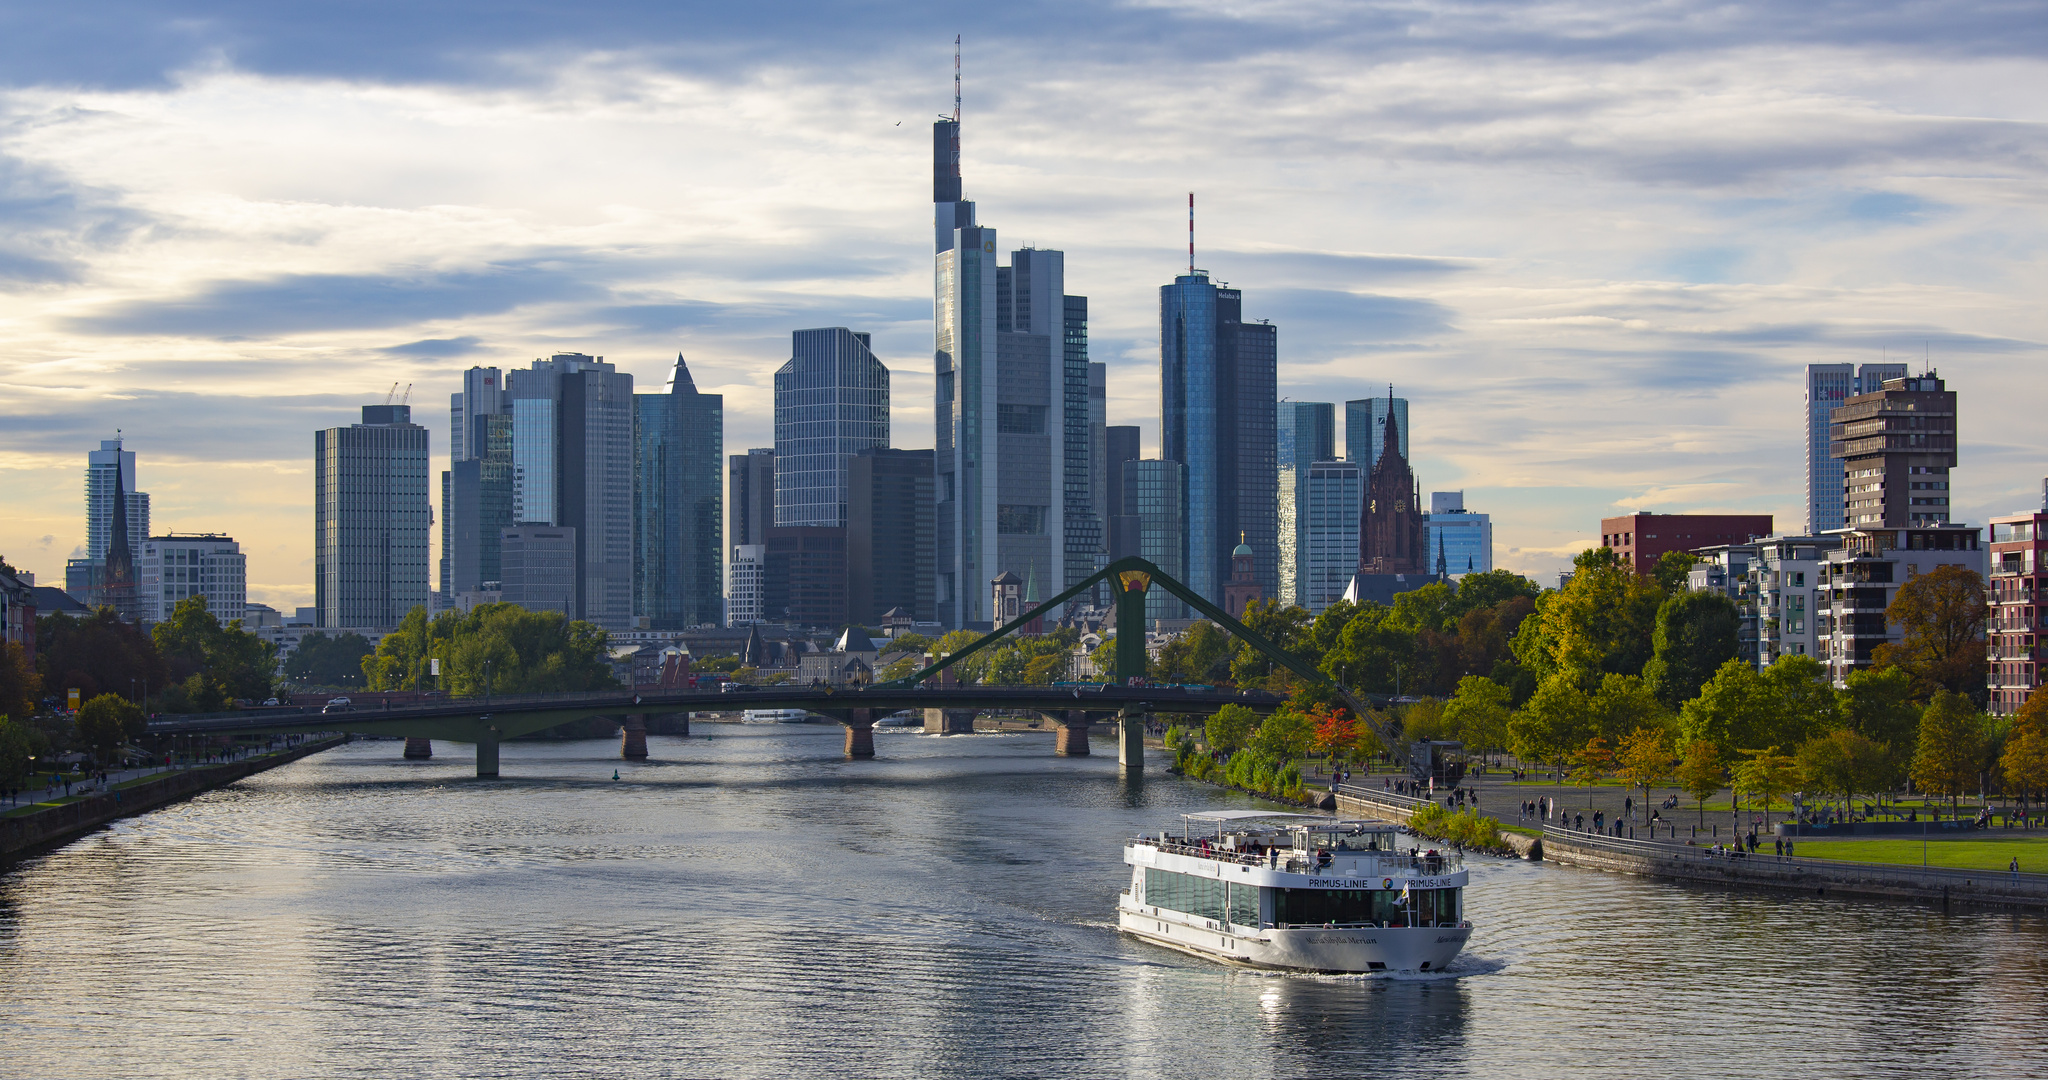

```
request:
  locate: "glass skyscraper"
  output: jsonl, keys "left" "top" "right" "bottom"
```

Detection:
{"left": 314, "top": 405, "right": 431, "bottom": 629}
{"left": 1122, "top": 458, "right": 1187, "bottom": 623}
{"left": 506, "top": 353, "right": 635, "bottom": 629}
{"left": 774, "top": 327, "right": 890, "bottom": 528}
{"left": 1805, "top": 362, "right": 1906, "bottom": 534}
{"left": 635, "top": 354, "right": 725, "bottom": 629}
{"left": 1277, "top": 401, "right": 1336, "bottom": 608}
{"left": 1345, "top": 396, "right": 1408, "bottom": 474}
{"left": 1303, "top": 460, "right": 1361, "bottom": 615}
{"left": 1425, "top": 491, "right": 1492, "bottom": 578}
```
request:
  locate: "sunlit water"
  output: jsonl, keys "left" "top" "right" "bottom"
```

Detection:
{"left": 4, "top": 727, "right": 2047, "bottom": 1079}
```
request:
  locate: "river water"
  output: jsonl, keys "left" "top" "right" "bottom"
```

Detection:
{"left": 4, "top": 726, "right": 2048, "bottom": 1079}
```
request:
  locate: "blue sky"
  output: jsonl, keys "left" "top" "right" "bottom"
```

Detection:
{"left": 2, "top": 0, "right": 2045, "bottom": 609}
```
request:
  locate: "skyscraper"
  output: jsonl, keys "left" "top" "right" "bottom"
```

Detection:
{"left": 1104, "top": 425, "right": 1144, "bottom": 565}
{"left": 507, "top": 353, "right": 635, "bottom": 629}
{"left": 1303, "top": 460, "right": 1361, "bottom": 614}
{"left": 447, "top": 413, "right": 513, "bottom": 599}
{"left": 1425, "top": 491, "right": 1493, "bottom": 578}
{"left": 728, "top": 448, "right": 776, "bottom": 550}
{"left": 775, "top": 327, "right": 890, "bottom": 528}
{"left": 1830, "top": 372, "right": 1956, "bottom": 528}
{"left": 1061, "top": 295, "right": 1102, "bottom": 600}
{"left": 634, "top": 354, "right": 725, "bottom": 630}
{"left": 1277, "top": 401, "right": 1336, "bottom": 608}
{"left": 1122, "top": 459, "right": 1187, "bottom": 623}
{"left": 1161, "top": 271, "right": 1278, "bottom": 604}
{"left": 84, "top": 438, "right": 149, "bottom": 561}
{"left": 1806, "top": 362, "right": 1908, "bottom": 534}
{"left": 848, "top": 448, "right": 937, "bottom": 624}
{"left": 1345, "top": 397, "right": 1409, "bottom": 474}
{"left": 443, "top": 366, "right": 506, "bottom": 602}
{"left": 315, "top": 404, "right": 431, "bottom": 629}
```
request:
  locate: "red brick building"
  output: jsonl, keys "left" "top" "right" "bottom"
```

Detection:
{"left": 1599, "top": 513, "right": 1775, "bottom": 575}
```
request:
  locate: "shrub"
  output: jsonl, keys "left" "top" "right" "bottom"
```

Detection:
{"left": 1408, "top": 802, "right": 1513, "bottom": 855}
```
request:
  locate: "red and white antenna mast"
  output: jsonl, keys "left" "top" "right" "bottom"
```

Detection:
{"left": 1188, "top": 192, "right": 1195, "bottom": 274}
{"left": 953, "top": 35, "right": 962, "bottom": 123}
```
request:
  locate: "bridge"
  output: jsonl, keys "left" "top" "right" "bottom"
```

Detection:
{"left": 146, "top": 557, "right": 1394, "bottom": 776}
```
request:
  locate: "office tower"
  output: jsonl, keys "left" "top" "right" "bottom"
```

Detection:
{"left": 764, "top": 526, "right": 849, "bottom": 628}
{"left": 1303, "top": 460, "right": 1361, "bottom": 614}
{"left": 1085, "top": 361, "right": 1109, "bottom": 605}
{"left": 1161, "top": 271, "right": 1278, "bottom": 606}
{"left": 933, "top": 113, "right": 1086, "bottom": 629}
{"left": 1277, "top": 402, "right": 1337, "bottom": 607}
{"left": 848, "top": 448, "right": 936, "bottom": 624}
{"left": 447, "top": 414, "right": 513, "bottom": 598}
{"left": 634, "top": 354, "right": 725, "bottom": 630}
{"left": 1104, "top": 425, "right": 1144, "bottom": 564}
{"left": 1357, "top": 393, "right": 1426, "bottom": 575}
{"left": 139, "top": 534, "right": 246, "bottom": 624}
{"left": 1122, "top": 459, "right": 1187, "bottom": 623}
{"left": 443, "top": 366, "right": 506, "bottom": 601}
{"left": 774, "top": 327, "right": 890, "bottom": 530}
{"left": 500, "top": 525, "right": 577, "bottom": 616}
{"left": 314, "top": 405, "right": 431, "bottom": 629}
{"left": 1805, "top": 362, "right": 1908, "bottom": 534}
{"left": 729, "top": 448, "right": 776, "bottom": 549}
{"left": 727, "top": 544, "right": 766, "bottom": 626}
{"left": 1599, "top": 513, "right": 1774, "bottom": 574}
{"left": 1425, "top": 492, "right": 1493, "bottom": 578}
{"left": 506, "top": 353, "right": 635, "bottom": 629}
{"left": 1061, "top": 295, "right": 1102, "bottom": 599}
{"left": 84, "top": 438, "right": 150, "bottom": 560}
{"left": 1830, "top": 372, "right": 1957, "bottom": 528}
{"left": 1345, "top": 397, "right": 1409, "bottom": 474}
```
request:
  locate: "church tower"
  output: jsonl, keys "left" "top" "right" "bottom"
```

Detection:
{"left": 1357, "top": 389, "right": 1426, "bottom": 575}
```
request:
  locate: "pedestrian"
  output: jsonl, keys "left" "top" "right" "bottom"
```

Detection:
{"left": 2012, "top": 857, "right": 2020, "bottom": 878}
{"left": 1774, "top": 837, "right": 1783, "bottom": 856}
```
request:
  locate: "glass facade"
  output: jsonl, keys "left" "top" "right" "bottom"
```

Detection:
{"left": 1161, "top": 275, "right": 1219, "bottom": 601}
{"left": 1304, "top": 461, "right": 1360, "bottom": 614}
{"left": 1806, "top": 363, "right": 1906, "bottom": 535}
{"left": 635, "top": 356, "right": 725, "bottom": 630}
{"left": 774, "top": 328, "right": 890, "bottom": 529}
{"left": 1277, "top": 402, "right": 1336, "bottom": 607}
{"left": 1425, "top": 495, "right": 1492, "bottom": 578}
{"left": 1345, "top": 397, "right": 1408, "bottom": 475}
{"left": 1162, "top": 274, "right": 1278, "bottom": 606}
{"left": 1143, "top": 869, "right": 1258, "bottom": 926}
{"left": 511, "top": 396, "right": 555, "bottom": 525}
{"left": 1122, "top": 458, "right": 1187, "bottom": 622}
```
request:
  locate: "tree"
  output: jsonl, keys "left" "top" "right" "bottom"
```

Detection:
{"left": 1760, "top": 655, "right": 1840, "bottom": 745}
{"left": 74, "top": 693, "right": 144, "bottom": 765}
{"left": 1446, "top": 570, "right": 1542, "bottom": 617}
{"left": 1456, "top": 596, "right": 1536, "bottom": 690}
{"left": 2000, "top": 698, "right": 2048, "bottom": 809}
{"left": 1675, "top": 739, "right": 1723, "bottom": 826}
{"left": 1837, "top": 665, "right": 1921, "bottom": 751}
{"left": 1651, "top": 550, "right": 1700, "bottom": 596}
{"left": 1570, "top": 736, "right": 1614, "bottom": 808}
{"left": 1227, "top": 600, "right": 1314, "bottom": 685}
{"left": 0, "top": 642, "right": 40, "bottom": 722}
{"left": 930, "top": 629, "right": 996, "bottom": 685}
{"left": 285, "top": 631, "right": 374, "bottom": 688}
{"left": 1508, "top": 673, "right": 1593, "bottom": 770}
{"left": 435, "top": 604, "right": 614, "bottom": 695}
{"left": 1534, "top": 547, "right": 1665, "bottom": 682}
{"left": 1911, "top": 690, "right": 1985, "bottom": 816}
{"left": 1678, "top": 656, "right": 1834, "bottom": 762}
{"left": 1248, "top": 706, "right": 1314, "bottom": 759}
{"left": 1308, "top": 705, "right": 1360, "bottom": 761}
{"left": 1876, "top": 564, "right": 1989, "bottom": 704}
{"left": 151, "top": 595, "right": 279, "bottom": 704}
{"left": 1614, "top": 726, "right": 1674, "bottom": 818}
{"left": 1588, "top": 673, "right": 1670, "bottom": 744}
{"left": 1205, "top": 703, "right": 1259, "bottom": 754}
{"left": 1441, "top": 676, "right": 1512, "bottom": 757}
{"left": 1155, "top": 622, "right": 1232, "bottom": 684}
{"left": 1732, "top": 747, "right": 1799, "bottom": 829}
{"left": 1797, "top": 729, "right": 1890, "bottom": 821}
{"left": 1389, "top": 582, "right": 1460, "bottom": 635}
{"left": 36, "top": 608, "right": 169, "bottom": 704}
{"left": 0, "top": 716, "right": 36, "bottom": 791}
{"left": 1642, "top": 590, "right": 1739, "bottom": 709}
{"left": 1319, "top": 603, "right": 1416, "bottom": 695}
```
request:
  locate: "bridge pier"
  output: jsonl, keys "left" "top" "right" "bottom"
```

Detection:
{"left": 403, "top": 737, "right": 433, "bottom": 759}
{"left": 621, "top": 714, "right": 648, "bottom": 760}
{"left": 476, "top": 737, "right": 500, "bottom": 778}
{"left": 1118, "top": 711, "right": 1145, "bottom": 770}
{"left": 844, "top": 708, "right": 876, "bottom": 759}
{"left": 1055, "top": 711, "right": 1091, "bottom": 756}
{"left": 924, "top": 708, "right": 975, "bottom": 735}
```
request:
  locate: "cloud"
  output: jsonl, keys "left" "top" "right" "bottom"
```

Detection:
{"left": 0, "top": 148, "right": 149, "bottom": 283}
{"left": 382, "top": 335, "right": 486, "bottom": 357}
{"left": 1255, "top": 289, "right": 1458, "bottom": 343}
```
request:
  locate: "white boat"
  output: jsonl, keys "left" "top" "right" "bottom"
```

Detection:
{"left": 1117, "top": 810, "right": 1472, "bottom": 974}
{"left": 741, "top": 708, "right": 814, "bottom": 723}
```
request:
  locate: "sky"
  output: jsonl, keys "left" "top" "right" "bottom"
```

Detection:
{"left": 2, "top": 0, "right": 2045, "bottom": 612}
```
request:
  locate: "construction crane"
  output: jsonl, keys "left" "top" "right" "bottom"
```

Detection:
{"left": 383, "top": 381, "right": 400, "bottom": 405}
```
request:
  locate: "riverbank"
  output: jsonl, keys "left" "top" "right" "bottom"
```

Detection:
{"left": 1332, "top": 784, "right": 1540, "bottom": 859}
{"left": 1, "top": 736, "right": 348, "bottom": 864}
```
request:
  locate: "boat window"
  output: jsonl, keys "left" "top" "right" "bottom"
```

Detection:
{"left": 1228, "top": 882, "right": 1258, "bottom": 926}
{"left": 1145, "top": 869, "right": 1227, "bottom": 922}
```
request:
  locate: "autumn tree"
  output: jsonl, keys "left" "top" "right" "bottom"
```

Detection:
{"left": 1675, "top": 739, "right": 1723, "bottom": 826}
{"left": 1999, "top": 694, "right": 2048, "bottom": 809}
{"left": 1570, "top": 736, "right": 1615, "bottom": 809}
{"left": 1910, "top": 691, "right": 1985, "bottom": 817}
{"left": 1876, "top": 564, "right": 1989, "bottom": 704}
{"left": 1531, "top": 547, "right": 1666, "bottom": 683}
{"left": 1614, "top": 726, "right": 1674, "bottom": 817}
{"left": 1308, "top": 704, "right": 1360, "bottom": 762}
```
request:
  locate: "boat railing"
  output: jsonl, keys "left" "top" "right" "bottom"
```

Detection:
{"left": 1272, "top": 920, "right": 1473, "bottom": 930}
{"left": 1138, "top": 839, "right": 1463, "bottom": 876}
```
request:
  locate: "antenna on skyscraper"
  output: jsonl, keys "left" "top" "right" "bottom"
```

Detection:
{"left": 1188, "top": 192, "right": 1195, "bottom": 274}
{"left": 954, "top": 35, "right": 961, "bottom": 123}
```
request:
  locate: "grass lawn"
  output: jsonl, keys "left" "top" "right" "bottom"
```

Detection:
{"left": 1791, "top": 836, "right": 2048, "bottom": 874}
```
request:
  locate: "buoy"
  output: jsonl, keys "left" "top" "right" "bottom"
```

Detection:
{"left": 612, "top": 769, "right": 620, "bottom": 780}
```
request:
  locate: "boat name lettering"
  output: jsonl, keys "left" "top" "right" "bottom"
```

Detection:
{"left": 1304, "top": 877, "right": 1458, "bottom": 890}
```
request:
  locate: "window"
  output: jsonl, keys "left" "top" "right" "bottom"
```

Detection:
{"left": 936, "top": 371, "right": 953, "bottom": 404}
{"left": 996, "top": 403, "right": 1046, "bottom": 435}
{"left": 997, "top": 505, "right": 1046, "bottom": 535}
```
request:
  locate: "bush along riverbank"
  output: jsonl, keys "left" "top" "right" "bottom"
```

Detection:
{"left": 1167, "top": 729, "right": 1330, "bottom": 808}
{"left": 1408, "top": 803, "right": 1516, "bottom": 856}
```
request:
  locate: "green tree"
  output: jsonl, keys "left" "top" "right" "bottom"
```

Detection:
{"left": 1508, "top": 673, "right": 1593, "bottom": 770}
{"left": 1389, "top": 582, "right": 1459, "bottom": 635}
{"left": 1446, "top": 570, "right": 1542, "bottom": 618}
{"left": 1732, "top": 746, "right": 1799, "bottom": 828}
{"left": 1155, "top": 622, "right": 1233, "bottom": 684}
{"left": 1614, "top": 726, "right": 1674, "bottom": 818}
{"left": 0, "top": 642, "right": 40, "bottom": 722}
{"left": 1248, "top": 706, "right": 1314, "bottom": 759}
{"left": 1442, "top": 676, "right": 1512, "bottom": 756}
{"left": 362, "top": 605, "right": 436, "bottom": 690}
{"left": 1651, "top": 550, "right": 1701, "bottom": 595}
{"left": 1588, "top": 673, "right": 1670, "bottom": 744}
{"left": 1677, "top": 656, "right": 1833, "bottom": 762}
{"left": 1675, "top": 739, "right": 1723, "bottom": 826}
{"left": 1399, "top": 697, "right": 1452, "bottom": 745}
{"left": 1205, "top": 703, "right": 1259, "bottom": 754}
{"left": 36, "top": 608, "right": 170, "bottom": 703}
{"left": 1837, "top": 665, "right": 1921, "bottom": 750}
{"left": 0, "top": 716, "right": 38, "bottom": 791}
{"left": 928, "top": 629, "right": 996, "bottom": 685}
{"left": 1911, "top": 690, "right": 1985, "bottom": 816}
{"left": 1570, "top": 736, "right": 1614, "bottom": 808}
{"left": 74, "top": 692, "right": 144, "bottom": 764}
{"left": 1642, "top": 590, "right": 1739, "bottom": 709}
{"left": 1797, "top": 729, "right": 1890, "bottom": 820}
{"left": 1876, "top": 564, "right": 1989, "bottom": 704}
{"left": 151, "top": 596, "right": 277, "bottom": 705}
{"left": 1319, "top": 603, "right": 1416, "bottom": 695}
{"left": 1535, "top": 547, "right": 1665, "bottom": 683}
{"left": 1761, "top": 655, "right": 1840, "bottom": 746}
{"left": 284, "top": 631, "right": 374, "bottom": 688}
{"left": 1226, "top": 599, "right": 1315, "bottom": 685}
{"left": 1455, "top": 595, "right": 1537, "bottom": 691}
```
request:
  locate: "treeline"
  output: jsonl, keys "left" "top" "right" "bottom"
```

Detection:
{"left": 360, "top": 603, "right": 615, "bottom": 695}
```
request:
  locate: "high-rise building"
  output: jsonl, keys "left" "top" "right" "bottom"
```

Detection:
{"left": 1346, "top": 397, "right": 1408, "bottom": 475}
{"left": 932, "top": 113, "right": 1087, "bottom": 628}
{"left": 1277, "top": 402, "right": 1337, "bottom": 607}
{"left": 775, "top": 328, "right": 890, "bottom": 529}
{"left": 1161, "top": 272, "right": 1278, "bottom": 606}
{"left": 729, "top": 448, "right": 776, "bottom": 550}
{"left": 1817, "top": 525, "right": 1984, "bottom": 686}
{"left": 727, "top": 544, "right": 766, "bottom": 626}
{"left": 500, "top": 525, "right": 577, "bottom": 616}
{"left": 848, "top": 448, "right": 936, "bottom": 624}
{"left": 765, "top": 526, "right": 849, "bottom": 629}
{"left": 1303, "top": 460, "right": 1361, "bottom": 614}
{"left": 1358, "top": 394, "right": 1426, "bottom": 576}
{"left": 84, "top": 437, "right": 150, "bottom": 561}
{"left": 1425, "top": 491, "right": 1493, "bottom": 578}
{"left": 1085, "top": 361, "right": 1109, "bottom": 605}
{"left": 314, "top": 404, "right": 431, "bottom": 629}
{"left": 1599, "top": 512, "right": 1774, "bottom": 575}
{"left": 1805, "top": 363, "right": 1907, "bottom": 535}
{"left": 1061, "top": 295, "right": 1102, "bottom": 600}
{"left": 1104, "top": 425, "right": 1144, "bottom": 565}
{"left": 1988, "top": 508, "right": 2047, "bottom": 716}
{"left": 634, "top": 354, "right": 725, "bottom": 630}
{"left": 507, "top": 353, "right": 635, "bottom": 629}
{"left": 1829, "top": 373, "right": 1957, "bottom": 528}
{"left": 443, "top": 366, "right": 506, "bottom": 603}
{"left": 139, "top": 534, "right": 246, "bottom": 625}
{"left": 1122, "top": 459, "right": 1187, "bottom": 623}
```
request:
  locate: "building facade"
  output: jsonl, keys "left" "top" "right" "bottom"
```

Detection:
{"left": 1599, "top": 513, "right": 1774, "bottom": 575}
{"left": 727, "top": 544, "right": 766, "bottom": 627}
{"left": 1346, "top": 397, "right": 1408, "bottom": 476}
{"left": 1806, "top": 363, "right": 1907, "bottom": 535}
{"left": 447, "top": 413, "right": 513, "bottom": 600}
{"left": 139, "top": 533, "right": 247, "bottom": 625}
{"left": 775, "top": 328, "right": 890, "bottom": 529}
{"left": 1829, "top": 373, "right": 1957, "bottom": 529}
{"left": 1424, "top": 492, "right": 1493, "bottom": 579}
{"left": 507, "top": 353, "right": 635, "bottom": 629}
{"left": 1817, "top": 525, "right": 1986, "bottom": 686}
{"left": 1303, "top": 460, "right": 1361, "bottom": 615}
{"left": 1690, "top": 542, "right": 1763, "bottom": 668}
{"left": 1747, "top": 535, "right": 1842, "bottom": 668}
{"left": 634, "top": 354, "right": 725, "bottom": 629}
{"left": 729, "top": 448, "right": 775, "bottom": 550}
{"left": 1121, "top": 459, "right": 1187, "bottom": 623}
{"left": 848, "top": 448, "right": 936, "bottom": 625}
{"left": 1277, "top": 401, "right": 1337, "bottom": 608}
{"left": 85, "top": 437, "right": 150, "bottom": 562}
{"left": 1989, "top": 509, "right": 2046, "bottom": 716}
{"left": 500, "top": 525, "right": 578, "bottom": 616}
{"left": 1358, "top": 397, "right": 1426, "bottom": 576}
{"left": 765, "top": 526, "right": 849, "bottom": 629}
{"left": 314, "top": 405, "right": 432, "bottom": 629}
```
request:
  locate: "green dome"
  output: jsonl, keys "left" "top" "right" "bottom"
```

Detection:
{"left": 1233, "top": 542, "right": 1254, "bottom": 557}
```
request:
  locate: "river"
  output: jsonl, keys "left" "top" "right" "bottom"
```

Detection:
{"left": 4, "top": 726, "right": 2047, "bottom": 1078}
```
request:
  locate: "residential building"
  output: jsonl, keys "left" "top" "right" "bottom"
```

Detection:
{"left": 1303, "top": 461, "right": 1361, "bottom": 615}
{"left": 1277, "top": 401, "right": 1337, "bottom": 608}
{"left": 1817, "top": 525, "right": 1986, "bottom": 686}
{"left": 775, "top": 327, "right": 890, "bottom": 528}
{"left": 1806, "top": 363, "right": 1907, "bottom": 534}
{"left": 1358, "top": 393, "right": 1426, "bottom": 576}
{"left": 1121, "top": 459, "right": 1186, "bottom": 623}
{"left": 1346, "top": 397, "right": 1408, "bottom": 475}
{"left": 1746, "top": 535, "right": 1843, "bottom": 667}
{"left": 1425, "top": 492, "right": 1493, "bottom": 579}
{"left": 507, "top": 353, "right": 635, "bottom": 629}
{"left": 444, "top": 366, "right": 506, "bottom": 602}
{"left": 634, "top": 354, "right": 725, "bottom": 629}
{"left": 139, "top": 533, "right": 247, "bottom": 625}
{"left": 314, "top": 404, "right": 431, "bottom": 629}
{"left": 848, "top": 448, "right": 936, "bottom": 625}
{"left": 1600, "top": 513, "right": 1774, "bottom": 575}
{"left": 1690, "top": 541, "right": 1764, "bottom": 667}
{"left": 727, "top": 544, "right": 766, "bottom": 626}
{"left": 500, "top": 525, "right": 578, "bottom": 616}
{"left": 729, "top": 448, "right": 776, "bottom": 549}
{"left": 1161, "top": 270, "right": 1278, "bottom": 607}
{"left": 764, "top": 526, "right": 849, "bottom": 629}
{"left": 1989, "top": 505, "right": 2047, "bottom": 716}
{"left": 1829, "top": 372, "right": 1958, "bottom": 528}
{"left": 0, "top": 567, "right": 33, "bottom": 660}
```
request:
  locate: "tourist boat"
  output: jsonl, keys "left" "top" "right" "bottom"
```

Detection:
{"left": 1117, "top": 811, "right": 1471, "bottom": 974}
{"left": 740, "top": 708, "right": 814, "bottom": 723}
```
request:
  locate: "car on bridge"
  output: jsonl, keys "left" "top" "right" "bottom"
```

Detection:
{"left": 322, "top": 697, "right": 355, "bottom": 714}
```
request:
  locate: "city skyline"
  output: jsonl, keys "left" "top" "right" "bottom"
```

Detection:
{"left": 4, "top": 10, "right": 2046, "bottom": 610}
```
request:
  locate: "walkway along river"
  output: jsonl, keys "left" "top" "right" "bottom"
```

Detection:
{"left": 4, "top": 726, "right": 2048, "bottom": 1079}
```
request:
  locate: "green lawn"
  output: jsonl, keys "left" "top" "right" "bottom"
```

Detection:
{"left": 1790, "top": 836, "right": 2048, "bottom": 874}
